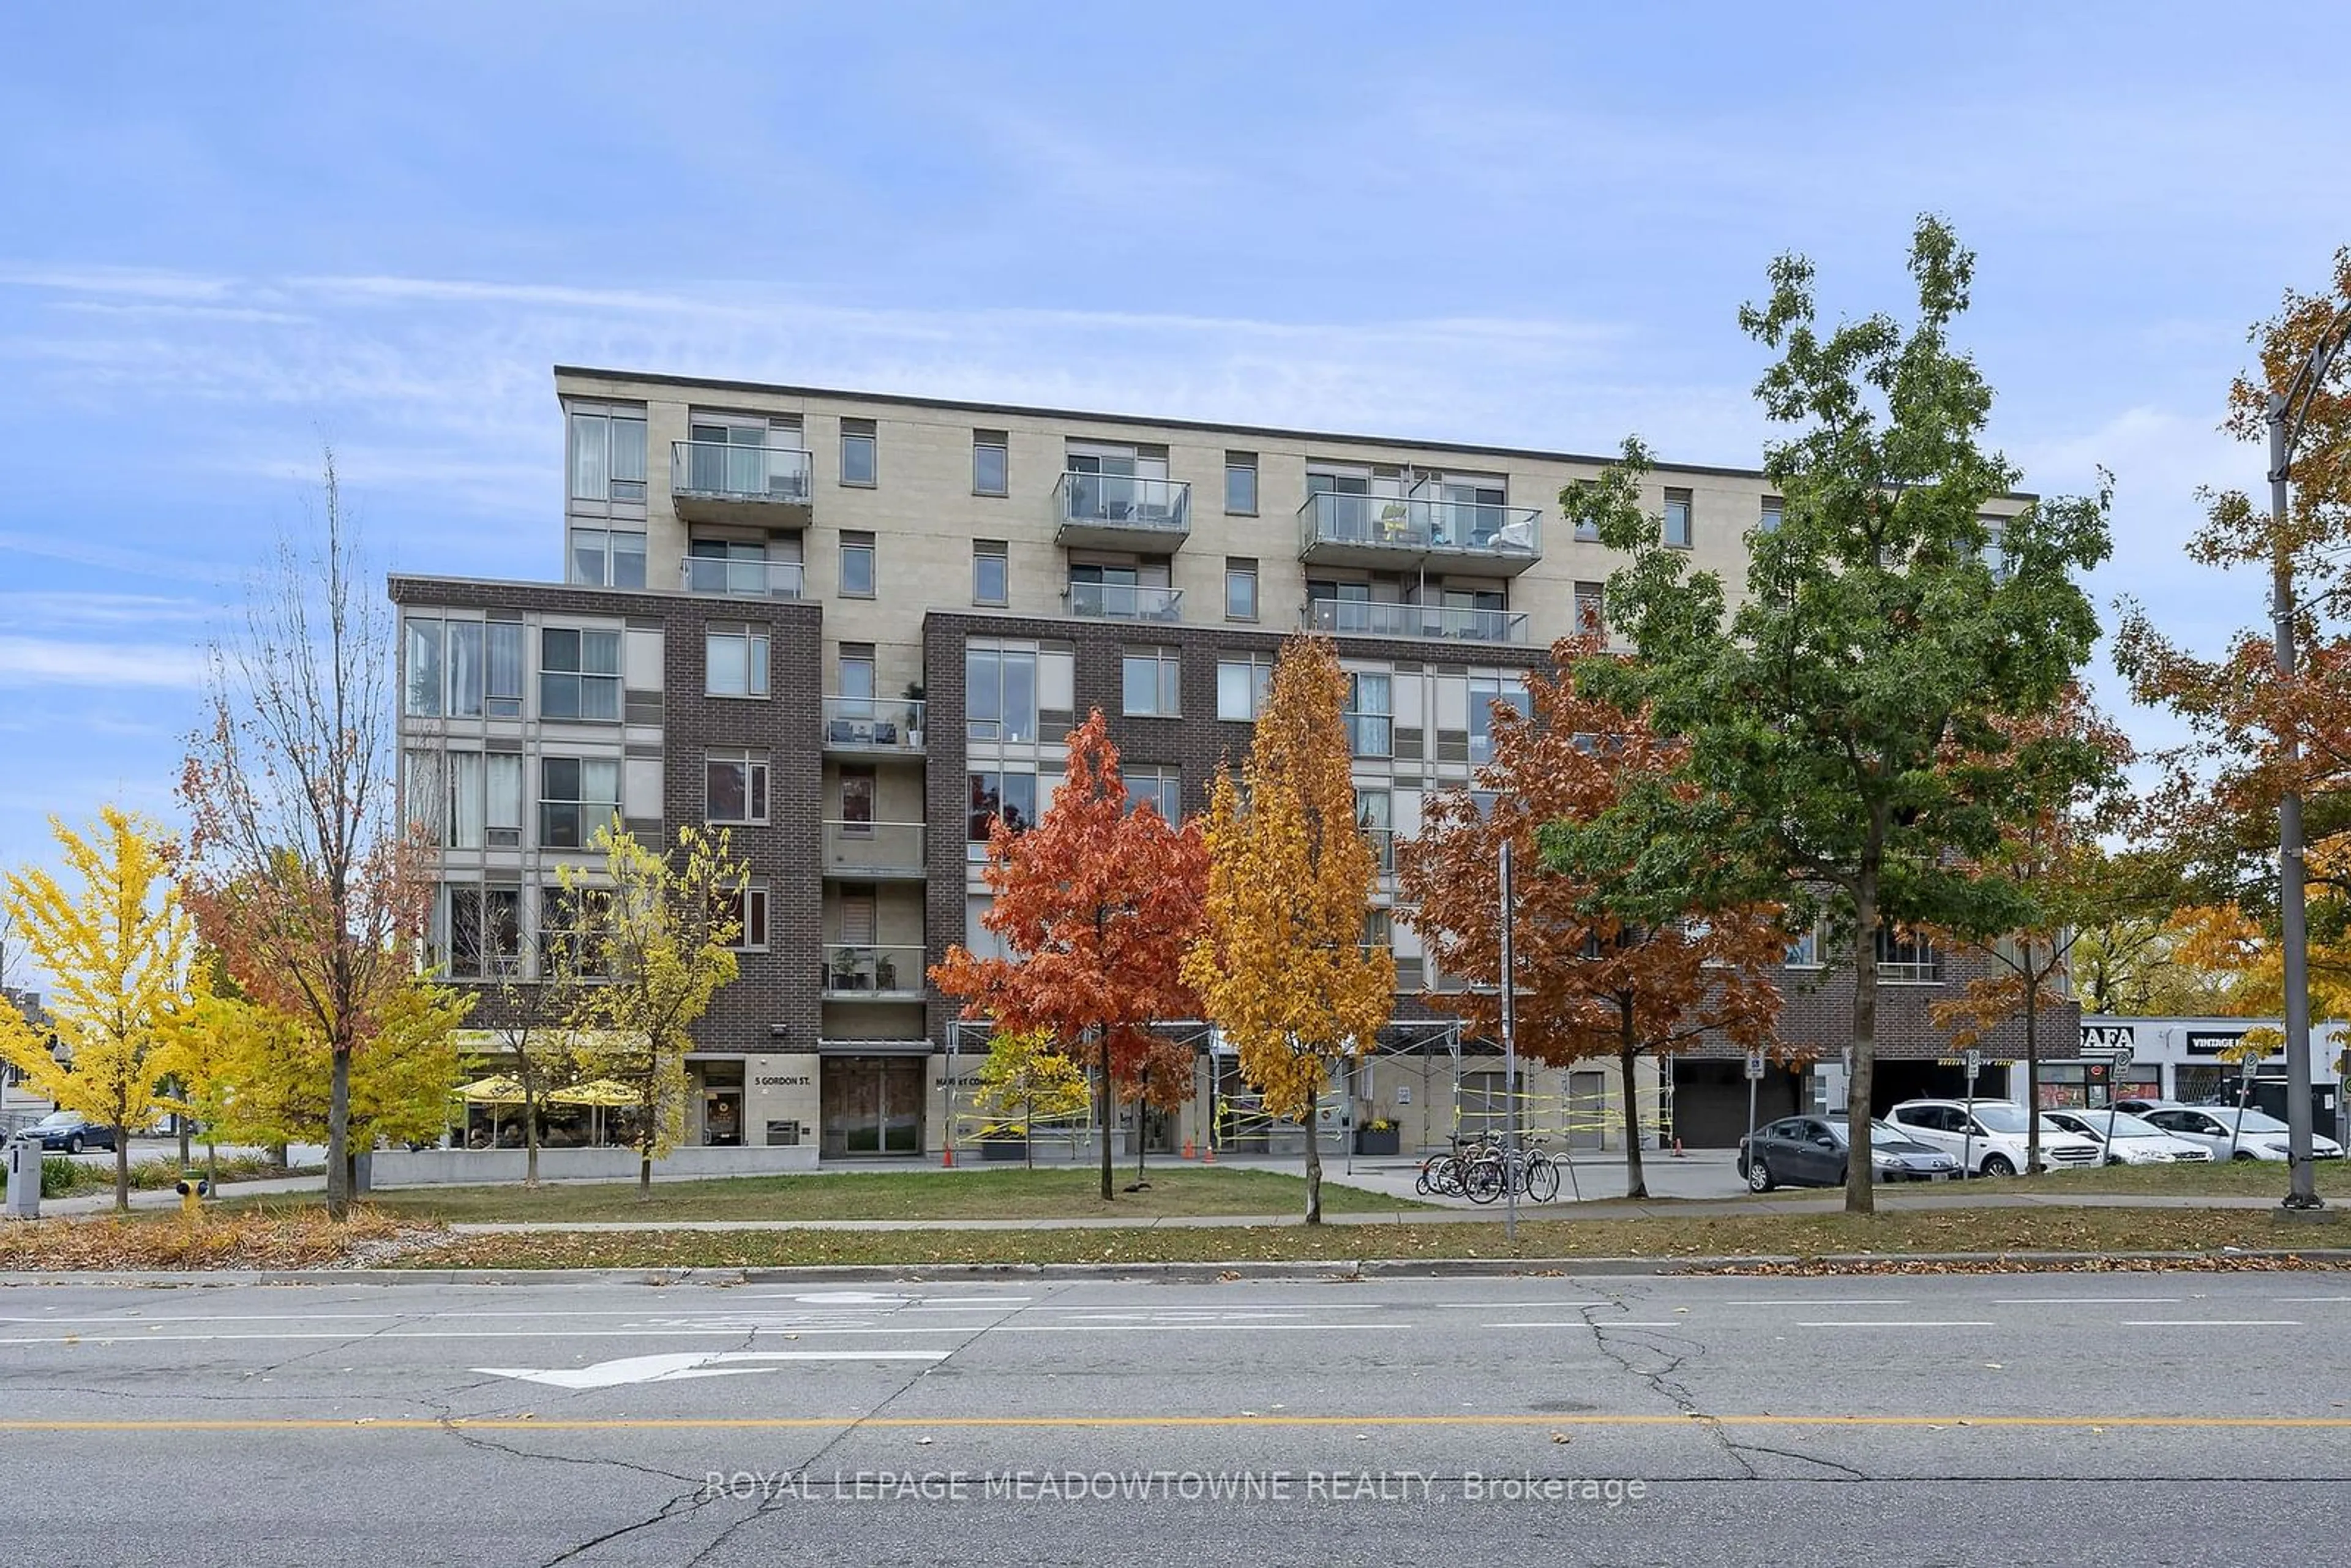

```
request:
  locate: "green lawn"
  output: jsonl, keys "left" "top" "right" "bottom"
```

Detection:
{"left": 239, "top": 1165, "right": 1422, "bottom": 1225}
{"left": 392, "top": 1204, "right": 2351, "bottom": 1271}
{"left": 2021, "top": 1158, "right": 2351, "bottom": 1199}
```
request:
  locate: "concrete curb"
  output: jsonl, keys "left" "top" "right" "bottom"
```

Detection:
{"left": 4, "top": 1248, "right": 2351, "bottom": 1288}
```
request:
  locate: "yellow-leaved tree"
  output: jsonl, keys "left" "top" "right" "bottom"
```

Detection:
{"left": 1184, "top": 633, "right": 1392, "bottom": 1223}
{"left": 971, "top": 1029, "right": 1092, "bottom": 1169}
{"left": 0, "top": 808, "right": 193, "bottom": 1212}
{"left": 563, "top": 824, "right": 744, "bottom": 1199}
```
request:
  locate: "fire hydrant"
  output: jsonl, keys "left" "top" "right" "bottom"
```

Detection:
{"left": 174, "top": 1172, "right": 209, "bottom": 1215}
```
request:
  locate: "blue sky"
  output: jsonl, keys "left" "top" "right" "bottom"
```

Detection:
{"left": 2, "top": 0, "right": 2347, "bottom": 875}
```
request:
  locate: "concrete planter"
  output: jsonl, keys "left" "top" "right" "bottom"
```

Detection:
{"left": 1355, "top": 1127, "right": 1400, "bottom": 1156}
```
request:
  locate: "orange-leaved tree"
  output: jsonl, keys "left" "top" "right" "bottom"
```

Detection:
{"left": 1929, "top": 686, "right": 2135, "bottom": 1170}
{"left": 931, "top": 710, "right": 1208, "bottom": 1202}
{"left": 1400, "top": 636, "right": 1785, "bottom": 1199}
{"left": 1184, "top": 633, "right": 1393, "bottom": 1223}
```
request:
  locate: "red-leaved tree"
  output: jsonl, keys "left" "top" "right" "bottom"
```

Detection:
{"left": 1400, "top": 637, "right": 1788, "bottom": 1198}
{"left": 931, "top": 711, "right": 1209, "bottom": 1201}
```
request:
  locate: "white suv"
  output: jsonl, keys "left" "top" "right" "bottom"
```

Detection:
{"left": 2135, "top": 1102, "right": 2346, "bottom": 1163}
{"left": 1884, "top": 1098, "right": 2102, "bottom": 1177}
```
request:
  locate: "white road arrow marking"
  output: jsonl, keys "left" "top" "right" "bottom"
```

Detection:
{"left": 474, "top": 1349, "right": 948, "bottom": 1389}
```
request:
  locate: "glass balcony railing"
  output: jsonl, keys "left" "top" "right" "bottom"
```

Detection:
{"left": 681, "top": 557, "right": 804, "bottom": 598}
{"left": 670, "top": 441, "right": 813, "bottom": 506}
{"left": 1303, "top": 599, "right": 1530, "bottom": 644}
{"left": 1298, "top": 492, "right": 1542, "bottom": 565}
{"left": 1055, "top": 472, "right": 1191, "bottom": 536}
{"left": 821, "top": 696, "right": 924, "bottom": 752}
{"left": 1066, "top": 582, "right": 1183, "bottom": 622}
{"left": 821, "top": 820, "right": 926, "bottom": 877}
{"left": 821, "top": 943, "right": 927, "bottom": 997}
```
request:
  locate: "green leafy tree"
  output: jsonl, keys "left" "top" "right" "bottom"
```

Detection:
{"left": 1546, "top": 217, "right": 2112, "bottom": 1212}
{"left": 970, "top": 1029, "right": 1092, "bottom": 1169}
{"left": 563, "top": 825, "right": 744, "bottom": 1199}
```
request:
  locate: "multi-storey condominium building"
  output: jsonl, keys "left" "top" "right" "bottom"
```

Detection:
{"left": 389, "top": 366, "right": 2068, "bottom": 1170}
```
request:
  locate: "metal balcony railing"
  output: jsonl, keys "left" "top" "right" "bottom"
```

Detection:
{"left": 680, "top": 557, "right": 805, "bottom": 598}
{"left": 1298, "top": 491, "right": 1542, "bottom": 562}
{"left": 1054, "top": 471, "right": 1191, "bottom": 536}
{"left": 1065, "top": 582, "right": 1183, "bottom": 622}
{"left": 820, "top": 820, "right": 926, "bottom": 877}
{"left": 1303, "top": 598, "right": 1530, "bottom": 644}
{"left": 821, "top": 696, "right": 925, "bottom": 752}
{"left": 670, "top": 441, "right": 813, "bottom": 505}
{"left": 821, "top": 943, "right": 928, "bottom": 997}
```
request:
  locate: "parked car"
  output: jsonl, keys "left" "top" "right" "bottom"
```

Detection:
{"left": 1883, "top": 1098, "right": 2102, "bottom": 1176}
{"left": 11, "top": 1111, "right": 114, "bottom": 1154}
{"left": 2132, "top": 1102, "right": 2345, "bottom": 1162}
{"left": 2041, "top": 1108, "right": 2213, "bottom": 1165}
{"left": 1737, "top": 1116, "right": 1962, "bottom": 1191}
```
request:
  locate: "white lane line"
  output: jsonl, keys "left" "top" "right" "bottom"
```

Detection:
{"left": 2120, "top": 1319, "right": 2303, "bottom": 1327}
{"left": 0, "top": 1322, "right": 1411, "bottom": 1346}
{"left": 1705, "top": 1299, "right": 1912, "bottom": 1307}
{"left": 478, "top": 1350, "right": 948, "bottom": 1390}
{"left": 2273, "top": 1297, "right": 2351, "bottom": 1303}
{"left": 1993, "top": 1297, "right": 2181, "bottom": 1305}
{"left": 1425, "top": 1301, "right": 1616, "bottom": 1310}
{"left": 1797, "top": 1321, "right": 1998, "bottom": 1329}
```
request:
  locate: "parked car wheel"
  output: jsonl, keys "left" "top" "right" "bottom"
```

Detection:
{"left": 65, "top": 1133, "right": 83, "bottom": 1154}
{"left": 1979, "top": 1153, "right": 2015, "bottom": 1178}
{"left": 1747, "top": 1156, "right": 1774, "bottom": 1193}
{"left": 2233, "top": 1149, "right": 2258, "bottom": 1161}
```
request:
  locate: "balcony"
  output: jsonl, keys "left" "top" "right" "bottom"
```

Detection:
{"left": 821, "top": 943, "right": 928, "bottom": 1001}
{"left": 1303, "top": 598, "right": 1530, "bottom": 645}
{"left": 1054, "top": 471, "right": 1191, "bottom": 550}
{"left": 821, "top": 697, "right": 925, "bottom": 755}
{"left": 681, "top": 556, "right": 804, "bottom": 598}
{"left": 1297, "top": 492, "right": 1542, "bottom": 576}
{"left": 1065, "top": 582, "right": 1183, "bottom": 623}
{"left": 821, "top": 820, "right": 926, "bottom": 880}
{"left": 670, "top": 441, "right": 815, "bottom": 528}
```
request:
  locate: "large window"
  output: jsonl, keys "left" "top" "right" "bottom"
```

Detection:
{"left": 539, "top": 628, "right": 621, "bottom": 721}
{"left": 1125, "top": 766, "right": 1180, "bottom": 823}
{"left": 1217, "top": 656, "right": 1273, "bottom": 721}
{"left": 1357, "top": 786, "right": 1393, "bottom": 874}
{"left": 973, "top": 541, "right": 1008, "bottom": 607}
{"left": 1122, "top": 647, "right": 1181, "bottom": 717}
{"left": 569, "top": 528, "right": 647, "bottom": 590}
{"left": 966, "top": 645, "right": 1038, "bottom": 743}
{"left": 705, "top": 624, "right": 770, "bottom": 698}
{"left": 968, "top": 770, "right": 1038, "bottom": 849}
{"left": 973, "top": 430, "right": 1008, "bottom": 497}
{"left": 1224, "top": 557, "right": 1258, "bottom": 622}
{"left": 1760, "top": 495, "right": 1784, "bottom": 535}
{"left": 569, "top": 409, "right": 647, "bottom": 503}
{"left": 1467, "top": 675, "right": 1530, "bottom": 765}
{"left": 1346, "top": 672, "right": 1393, "bottom": 757}
{"left": 1663, "top": 487, "right": 1693, "bottom": 549}
{"left": 1224, "top": 451, "right": 1258, "bottom": 515}
{"left": 1573, "top": 580, "right": 1606, "bottom": 636}
{"left": 839, "top": 419, "right": 877, "bottom": 487}
{"left": 407, "top": 749, "right": 523, "bottom": 849}
{"left": 408, "top": 617, "right": 522, "bottom": 718}
{"left": 716, "top": 880, "right": 770, "bottom": 951}
{"left": 539, "top": 756, "right": 620, "bottom": 849}
{"left": 440, "top": 883, "right": 522, "bottom": 979}
{"left": 705, "top": 749, "right": 769, "bottom": 825}
{"left": 839, "top": 530, "right": 876, "bottom": 597}
{"left": 1873, "top": 926, "right": 1942, "bottom": 983}
{"left": 538, "top": 885, "right": 609, "bottom": 978}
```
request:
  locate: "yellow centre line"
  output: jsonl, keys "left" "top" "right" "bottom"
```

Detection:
{"left": 0, "top": 1414, "right": 2345, "bottom": 1433}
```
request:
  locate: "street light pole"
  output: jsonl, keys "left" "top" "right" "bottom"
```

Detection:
{"left": 1500, "top": 836, "right": 1518, "bottom": 1245}
{"left": 2263, "top": 307, "right": 2351, "bottom": 1212}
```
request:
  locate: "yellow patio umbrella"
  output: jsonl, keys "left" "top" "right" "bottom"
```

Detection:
{"left": 454, "top": 1075, "right": 527, "bottom": 1148}
{"left": 549, "top": 1079, "right": 638, "bottom": 1146}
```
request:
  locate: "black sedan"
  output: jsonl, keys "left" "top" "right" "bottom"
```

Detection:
{"left": 1736, "top": 1116, "right": 1960, "bottom": 1191}
{"left": 10, "top": 1112, "right": 115, "bottom": 1153}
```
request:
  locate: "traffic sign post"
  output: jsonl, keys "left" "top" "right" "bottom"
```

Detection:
{"left": 1742, "top": 1048, "right": 1764, "bottom": 1188}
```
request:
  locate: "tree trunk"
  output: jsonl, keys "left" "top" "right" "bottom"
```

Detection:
{"left": 1845, "top": 877, "right": 1879, "bottom": 1215}
{"left": 639, "top": 1150, "right": 653, "bottom": 1199}
{"left": 326, "top": 1047, "right": 353, "bottom": 1221}
{"left": 206, "top": 1138, "right": 218, "bottom": 1199}
{"left": 523, "top": 1083, "right": 540, "bottom": 1189}
{"left": 2023, "top": 962, "right": 2041, "bottom": 1177}
{"left": 113, "top": 1123, "right": 130, "bottom": 1214}
{"left": 1619, "top": 1029, "right": 1647, "bottom": 1200}
{"left": 1302, "top": 1110, "right": 1324, "bottom": 1225}
{"left": 1096, "top": 1030, "right": 1114, "bottom": 1202}
{"left": 177, "top": 1113, "right": 191, "bottom": 1168}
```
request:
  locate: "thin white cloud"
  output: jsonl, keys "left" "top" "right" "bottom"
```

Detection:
{"left": 0, "top": 636, "right": 208, "bottom": 689}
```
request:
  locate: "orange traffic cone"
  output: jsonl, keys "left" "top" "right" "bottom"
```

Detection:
{"left": 1203, "top": 1142, "right": 1216, "bottom": 1164}
{"left": 1182, "top": 1138, "right": 1196, "bottom": 1161}
{"left": 1670, "top": 1138, "right": 1684, "bottom": 1158}
{"left": 942, "top": 1146, "right": 955, "bottom": 1168}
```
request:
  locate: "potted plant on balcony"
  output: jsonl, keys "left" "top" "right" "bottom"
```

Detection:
{"left": 1355, "top": 1117, "right": 1400, "bottom": 1156}
{"left": 827, "top": 948, "right": 861, "bottom": 992}
{"left": 903, "top": 680, "right": 924, "bottom": 749}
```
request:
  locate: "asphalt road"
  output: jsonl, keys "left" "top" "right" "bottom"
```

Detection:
{"left": 2, "top": 1270, "right": 2346, "bottom": 1565}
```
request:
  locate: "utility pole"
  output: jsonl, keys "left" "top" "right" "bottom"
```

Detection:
{"left": 2263, "top": 304, "right": 2350, "bottom": 1212}
{"left": 1500, "top": 836, "right": 1518, "bottom": 1245}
